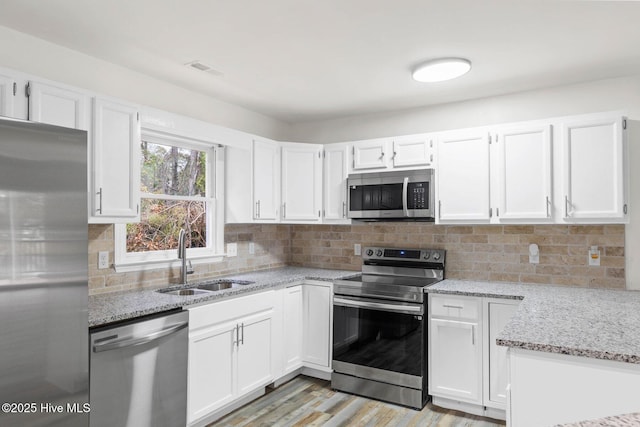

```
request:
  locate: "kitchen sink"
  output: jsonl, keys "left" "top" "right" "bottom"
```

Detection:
{"left": 159, "top": 288, "right": 214, "bottom": 296}
{"left": 157, "top": 279, "right": 254, "bottom": 296}
{"left": 196, "top": 279, "right": 254, "bottom": 292}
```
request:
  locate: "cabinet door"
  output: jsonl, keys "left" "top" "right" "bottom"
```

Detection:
{"left": 236, "top": 312, "right": 273, "bottom": 396}
{"left": 252, "top": 138, "right": 280, "bottom": 221}
{"left": 28, "top": 81, "right": 89, "bottom": 130}
{"left": 437, "top": 130, "right": 490, "bottom": 222}
{"left": 485, "top": 300, "right": 519, "bottom": 409}
{"left": 0, "top": 74, "right": 17, "bottom": 118}
{"left": 303, "top": 284, "right": 331, "bottom": 367}
{"left": 495, "top": 124, "right": 552, "bottom": 220}
{"left": 429, "top": 318, "right": 482, "bottom": 403}
{"left": 562, "top": 115, "right": 626, "bottom": 220}
{"left": 393, "top": 135, "right": 433, "bottom": 167}
{"left": 283, "top": 286, "right": 304, "bottom": 373}
{"left": 281, "top": 143, "right": 322, "bottom": 221}
{"left": 351, "top": 139, "right": 389, "bottom": 170}
{"left": 187, "top": 323, "right": 236, "bottom": 423}
{"left": 323, "top": 144, "right": 349, "bottom": 222}
{"left": 91, "top": 98, "right": 140, "bottom": 222}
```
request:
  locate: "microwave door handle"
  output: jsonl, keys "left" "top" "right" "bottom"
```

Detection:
{"left": 402, "top": 177, "right": 409, "bottom": 216}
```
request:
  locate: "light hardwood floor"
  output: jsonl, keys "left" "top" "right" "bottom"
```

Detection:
{"left": 211, "top": 376, "right": 506, "bottom": 427}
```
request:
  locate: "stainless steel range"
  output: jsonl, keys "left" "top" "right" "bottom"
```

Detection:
{"left": 332, "top": 247, "right": 445, "bottom": 409}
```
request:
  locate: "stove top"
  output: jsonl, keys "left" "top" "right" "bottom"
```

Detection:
{"left": 334, "top": 246, "right": 446, "bottom": 303}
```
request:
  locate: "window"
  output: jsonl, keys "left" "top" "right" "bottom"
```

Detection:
{"left": 115, "top": 130, "right": 224, "bottom": 270}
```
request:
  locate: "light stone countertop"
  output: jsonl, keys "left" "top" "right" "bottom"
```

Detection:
{"left": 556, "top": 412, "right": 640, "bottom": 426}
{"left": 89, "top": 266, "right": 359, "bottom": 328}
{"left": 426, "top": 279, "right": 640, "bottom": 364}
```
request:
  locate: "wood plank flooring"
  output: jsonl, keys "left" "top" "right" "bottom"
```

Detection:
{"left": 210, "top": 376, "right": 506, "bottom": 427}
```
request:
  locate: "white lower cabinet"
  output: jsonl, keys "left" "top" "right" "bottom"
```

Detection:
{"left": 275, "top": 281, "right": 333, "bottom": 382}
{"left": 483, "top": 299, "right": 519, "bottom": 410}
{"left": 428, "top": 293, "right": 519, "bottom": 420}
{"left": 302, "top": 282, "right": 332, "bottom": 370}
{"left": 187, "top": 291, "right": 276, "bottom": 426}
{"left": 429, "top": 295, "right": 483, "bottom": 405}
{"left": 282, "top": 285, "right": 304, "bottom": 373}
{"left": 509, "top": 349, "right": 640, "bottom": 426}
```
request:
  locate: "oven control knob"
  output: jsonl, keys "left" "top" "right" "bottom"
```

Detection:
{"left": 366, "top": 249, "right": 374, "bottom": 256}
{"left": 376, "top": 249, "right": 383, "bottom": 257}
{"left": 423, "top": 252, "right": 431, "bottom": 260}
{"left": 433, "top": 252, "right": 441, "bottom": 261}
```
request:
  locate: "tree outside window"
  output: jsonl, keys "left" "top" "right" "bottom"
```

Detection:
{"left": 126, "top": 141, "right": 209, "bottom": 253}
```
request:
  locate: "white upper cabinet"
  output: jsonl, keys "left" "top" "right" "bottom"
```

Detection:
{"left": 351, "top": 138, "right": 389, "bottom": 170}
{"left": 281, "top": 142, "right": 322, "bottom": 222}
{"left": 392, "top": 134, "right": 434, "bottom": 168}
{"left": 252, "top": 138, "right": 280, "bottom": 221}
{"left": 27, "top": 81, "right": 89, "bottom": 130}
{"left": 561, "top": 114, "right": 627, "bottom": 221}
{"left": 0, "top": 73, "right": 24, "bottom": 119}
{"left": 323, "top": 144, "right": 349, "bottom": 222}
{"left": 91, "top": 98, "right": 140, "bottom": 223}
{"left": 437, "top": 129, "right": 491, "bottom": 222}
{"left": 494, "top": 124, "right": 552, "bottom": 221}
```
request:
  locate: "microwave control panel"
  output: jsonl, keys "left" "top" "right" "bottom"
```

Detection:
{"left": 408, "top": 182, "right": 428, "bottom": 209}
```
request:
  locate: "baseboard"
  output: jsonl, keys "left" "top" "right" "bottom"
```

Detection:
{"left": 431, "top": 396, "right": 506, "bottom": 421}
{"left": 301, "top": 365, "right": 332, "bottom": 381}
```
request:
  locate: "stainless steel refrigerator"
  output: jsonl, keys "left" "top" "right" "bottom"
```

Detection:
{"left": 0, "top": 117, "right": 88, "bottom": 427}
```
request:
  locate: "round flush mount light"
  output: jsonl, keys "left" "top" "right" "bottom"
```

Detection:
{"left": 412, "top": 58, "right": 472, "bottom": 83}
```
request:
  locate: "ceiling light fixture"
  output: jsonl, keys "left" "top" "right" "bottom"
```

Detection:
{"left": 412, "top": 58, "right": 471, "bottom": 83}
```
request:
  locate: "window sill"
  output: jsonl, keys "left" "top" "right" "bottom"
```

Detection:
{"left": 113, "top": 254, "right": 225, "bottom": 273}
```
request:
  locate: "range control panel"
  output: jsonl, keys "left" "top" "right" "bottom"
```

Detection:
{"left": 362, "top": 246, "right": 446, "bottom": 264}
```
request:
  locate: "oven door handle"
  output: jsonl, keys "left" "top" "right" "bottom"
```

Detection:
{"left": 402, "top": 176, "right": 409, "bottom": 217}
{"left": 334, "top": 297, "right": 423, "bottom": 315}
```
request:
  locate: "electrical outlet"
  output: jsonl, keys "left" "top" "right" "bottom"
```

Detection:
{"left": 227, "top": 243, "right": 238, "bottom": 257}
{"left": 98, "top": 251, "right": 109, "bottom": 269}
{"left": 588, "top": 246, "right": 600, "bottom": 266}
{"left": 354, "top": 244, "right": 362, "bottom": 256}
{"left": 249, "top": 242, "right": 255, "bottom": 255}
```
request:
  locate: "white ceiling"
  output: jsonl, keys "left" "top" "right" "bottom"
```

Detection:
{"left": 1, "top": 0, "right": 639, "bottom": 124}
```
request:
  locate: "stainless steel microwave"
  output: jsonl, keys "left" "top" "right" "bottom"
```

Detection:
{"left": 347, "top": 169, "right": 435, "bottom": 221}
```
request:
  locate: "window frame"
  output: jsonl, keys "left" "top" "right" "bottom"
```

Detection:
{"left": 114, "top": 129, "right": 225, "bottom": 272}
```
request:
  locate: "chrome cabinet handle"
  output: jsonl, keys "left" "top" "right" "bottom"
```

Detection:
{"left": 93, "top": 322, "right": 188, "bottom": 353}
{"left": 564, "top": 195, "right": 570, "bottom": 217}
{"left": 471, "top": 325, "right": 475, "bottom": 346}
{"left": 283, "top": 203, "right": 286, "bottom": 219}
{"left": 255, "top": 200, "right": 261, "bottom": 218}
{"left": 546, "top": 196, "right": 550, "bottom": 218}
{"left": 240, "top": 323, "right": 244, "bottom": 345}
{"left": 342, "top": 201, "right": 346, "bottom": 218}
{"left": 442, "top": 304, "right": 464, "bottom": 309}
{"left": 438, "top": 200, "right": 442, "bottom": 218}
{"left": 97, "top": 187, "right": 103, "bottom": 215}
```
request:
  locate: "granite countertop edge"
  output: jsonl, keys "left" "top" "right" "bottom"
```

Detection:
{"left": 426, "top": 279, "right": 640, "bottom": 365}
{"left": 89, "top": 267, "right": 359, "bottom": 328}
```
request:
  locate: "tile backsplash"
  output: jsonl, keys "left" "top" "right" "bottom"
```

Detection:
{"left": 289, "top": 223, "right": 625, "bottom": 289}
{"left": 89, "top": 222, "right": 625, "bottom": 295}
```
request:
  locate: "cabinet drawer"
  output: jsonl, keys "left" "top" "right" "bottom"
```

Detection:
{"left": 430, "top": 294, "right": 480, "bottom": 320}
{"left": 189, "top": 290, "right": 276, "bottom": 331}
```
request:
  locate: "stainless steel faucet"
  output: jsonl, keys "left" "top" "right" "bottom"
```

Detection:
{"left": 177, "top": 229, "right": 194, "bottom": 284}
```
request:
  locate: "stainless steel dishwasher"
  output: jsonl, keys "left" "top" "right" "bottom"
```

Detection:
{"left": 89, "top": 310, "right": 189, "bottom": 427}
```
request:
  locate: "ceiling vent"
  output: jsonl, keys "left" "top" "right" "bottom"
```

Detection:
{"left": 185, "top": 60, "right": 223, "bottom": 76}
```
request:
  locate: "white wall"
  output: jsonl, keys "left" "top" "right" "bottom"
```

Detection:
{"left": 0, "top": 25, "right": 288, "bottom": 140}
{"left": 286, "top": 76, "right": 640, "bottom": 290}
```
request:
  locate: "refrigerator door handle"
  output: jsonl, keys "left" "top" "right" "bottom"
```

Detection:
{"left": 92, "top": 321, "right": 188, "bottom": 353}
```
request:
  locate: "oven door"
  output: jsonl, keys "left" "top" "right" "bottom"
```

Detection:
{"left": 332, "top": 295, "right": 425, "bottom": 388}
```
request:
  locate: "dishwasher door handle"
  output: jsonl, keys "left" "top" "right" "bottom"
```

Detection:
{"left": 93, "top": 321, "right": 188, "bottom": 353}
